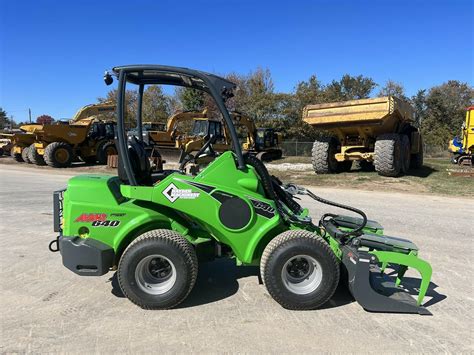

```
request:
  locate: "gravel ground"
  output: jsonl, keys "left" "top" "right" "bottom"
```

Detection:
{"left": 1, "top": 163, "right": 473, "bottom": 353}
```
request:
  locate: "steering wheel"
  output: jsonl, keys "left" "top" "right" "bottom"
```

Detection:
{"left": 179, "top": 134, "right": 217, "bottom": 171}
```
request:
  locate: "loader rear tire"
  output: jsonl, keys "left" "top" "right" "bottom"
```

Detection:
{"left": 11, "top": 146, "right": 24, "bottom": 162}
{"left": 260, "top": 230, "right": 339, "bottom": 310}
{"left": 22, "top": 146, "right": 31, "bottom": 163}
{"left": 400, "top": 134, "right": 411, "bottom": 174}
{"left": 311, "top": 137, "right": 338, "bottom": 174}
{"left": 374, "top": 134, "right": 401, "bottom": 177}
{"left": 28, "top": 143, "right": 46, "bottom": 166}
{"left": 118, "top": 229, "right": 198, "bottom": 310}
{"left": 44, "top": 142, "right": 73, "bottom": 168}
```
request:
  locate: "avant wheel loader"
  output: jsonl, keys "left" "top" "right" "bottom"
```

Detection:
{"left": 50, "top": 65, "right": 433, "bottom": 314}
{"left": 21, "top": 102, "right": 117, "bottom": 168}
{"left": 448, "top": 106, "right": 474, "bottom": 166}
{"left": 303, "top": 97, "right": 423, "bottom": 176}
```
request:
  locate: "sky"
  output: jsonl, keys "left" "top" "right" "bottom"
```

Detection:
{"left": 0, "top": 0, "right": 473, "bottom": 122}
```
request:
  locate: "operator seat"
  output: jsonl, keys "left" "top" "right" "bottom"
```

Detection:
{"left": 118, "top": 136, "right": 152, "bottom": 186}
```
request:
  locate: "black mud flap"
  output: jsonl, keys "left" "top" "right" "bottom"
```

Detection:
{"left": 341, "top": 245, "right": 431, "bottom": 315}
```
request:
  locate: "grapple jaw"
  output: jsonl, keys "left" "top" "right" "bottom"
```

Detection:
{"left": 323, "top": 216, "right": 433, "bottom": 315}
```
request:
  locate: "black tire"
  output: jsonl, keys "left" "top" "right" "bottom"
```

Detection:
{"left": 21, "top": 146, "right": 31, "bottom": 164}
{"left": 44, "top": 142, "right": 74, "bottom": 168}
{"left": 118, "top": 229, "right": 198, "bottom": 310}
{"left": 260, "top": 230, "right": 339, "bottom": 310}
{"left": 0, "top": 147, "right": 4, "bottom": 156}
{"left": 28, "top": 143, "right": 46, "bottom": 166}
{"left": 374, "top": 134, "right": 401, "bottom": 177}
{"left": 400, "top": 134, "right": 411, "bottom": 174}
{"left": 11, "top": 146, "right": 24, "bottom": 162}
{"left": 311, "top": 137, "right": 339, "bottom": 174}
{"left": 358, "top": 160, "right": 374, "bottom": 171}
{"left": 97, "top": 141, "right": 117, "bottom": 165}
{"left": 410, "top": 135, "right": 424, "bottom": 169}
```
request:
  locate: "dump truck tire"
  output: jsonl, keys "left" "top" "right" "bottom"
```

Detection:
{"left": 410, "top": 136, "right": 424, "bottom": 169}
{"left": 97, "top": 141, "right": 117, "bottom": 165}
{"left": 21, "top": 146, "right": 31, "bottom": 164}
{"left": 260, "top": 230, "right": 339, "bottom": 310}
{"left": 44, "top": 142, "right": 73, "bottom": 168}
{"left": 311, "top": 137, "right": 338, "bottom": 174}
{"left": 28, "top": 143, "right": 46, "bottom": 166}
{"left": 400, "top": 134, "right": 411, "bottom": 174}
{"left": 11, "top": 146, "right": 24, "bottom": 162}
{"left": 374, "top": 134, "right": 401, "bottom": 177}
{"left": 118, "top": 229, "right": 198, "bottom": 310}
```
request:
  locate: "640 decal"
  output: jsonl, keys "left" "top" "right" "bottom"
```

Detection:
{"left": 75, "top": 213, "right": 121, "bottom": 227}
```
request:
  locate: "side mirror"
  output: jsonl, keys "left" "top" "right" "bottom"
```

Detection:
{"left": 104, "top": 72, "right": 113, "bottom": 86}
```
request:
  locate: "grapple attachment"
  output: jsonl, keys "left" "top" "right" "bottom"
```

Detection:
{"left": 326, "top": 216, "right": 432, "bottom": 315}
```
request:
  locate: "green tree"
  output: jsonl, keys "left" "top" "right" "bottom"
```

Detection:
{"left": 420, "top": 81, "right": 473, "bottom": 146}
{"left": 141, "top": 85, "right": 172, "bottom": 123}
{"left": 0, "top": 107, "right": 10, "bottom": 129}
{"left": 378, "top": 80, "right": 407, "bottom": 100}
{"left": 324, "top": 74, "right": 376, "bottom": 101}
{"left": 411, "top": 89, "right": 427, "bottom": 128}
{"left": 175, "top": 87, "right": 206, "bottom": 112}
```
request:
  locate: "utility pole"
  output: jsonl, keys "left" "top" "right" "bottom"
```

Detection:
{"left": 29, "top": 108, "right": 32, "bottom": 123}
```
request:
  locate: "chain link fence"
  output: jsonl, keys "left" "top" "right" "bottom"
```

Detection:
{"left": 281, "top": 140, "right": 449, "bottom": 158}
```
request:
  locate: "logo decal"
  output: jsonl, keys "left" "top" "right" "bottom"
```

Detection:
{"left": 163, "top": 183, "right": 200, "bottom": 203}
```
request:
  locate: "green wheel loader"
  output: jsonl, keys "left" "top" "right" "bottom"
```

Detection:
{"left": 50, "top": 65, "right": 433, "bottom": 314}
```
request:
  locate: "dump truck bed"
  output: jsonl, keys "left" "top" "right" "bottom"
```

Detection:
{"left": 303, "top": 96, "right": 414, "bottom": 135}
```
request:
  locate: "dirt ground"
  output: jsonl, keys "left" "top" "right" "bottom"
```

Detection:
{"left": 1, "top": 161, "right": 473, "bottom": 353}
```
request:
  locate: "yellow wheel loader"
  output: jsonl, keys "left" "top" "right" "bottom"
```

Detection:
{"left": 448, "top": 106, "right": 474, "bottom": 166}
{"left": 21, "top": 102, "right": 117, "bottom": 168}
{"left": 303, "top": 96, "right": 423, "bottom": 177}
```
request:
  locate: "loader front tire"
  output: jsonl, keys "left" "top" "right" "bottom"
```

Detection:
{"left": 22, "top": 146, "right": 31, "bottom": 163}
{"left": 260, "top": 230, "right": 339, "bottom": 310}
{"left": 374, "top": 134, "right": 401, "bottom": 177}
{"left": 28, "top": 143, "right": 46, "bottom": 166}
{"left": 311, "top": 137, "right": 338, "bottom": 174}
{"left": 118, "top": 229, "right": 198, "bottom": 310}
{"left": 44, "top": 142, "right": 74, "bottom": 168}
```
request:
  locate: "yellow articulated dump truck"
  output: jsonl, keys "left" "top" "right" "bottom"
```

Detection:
{"left": 21, "top": 102, "right": 117, "bottom": 168}
{"left": 303, "top": 96, "right": 423, "bottom": 177}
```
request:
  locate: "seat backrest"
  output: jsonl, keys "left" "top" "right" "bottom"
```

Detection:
{"left": 118, "top": 136, "right": 152, "bottom": 185}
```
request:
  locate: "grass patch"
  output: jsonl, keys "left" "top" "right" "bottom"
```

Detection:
{"left": 268, "top": 158, "right": 474, "bottom": 197}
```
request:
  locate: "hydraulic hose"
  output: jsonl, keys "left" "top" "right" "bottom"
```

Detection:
{"left": 284, "top": 184, "right": 367, "bottom": 239}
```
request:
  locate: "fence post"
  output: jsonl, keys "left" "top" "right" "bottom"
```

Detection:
{"left": 295, "top": 140, "right": 298, "bottom": 156}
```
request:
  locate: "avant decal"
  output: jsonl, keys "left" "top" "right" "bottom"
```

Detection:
{"left": 162, "top": 183, "right": 200, "bottom": 203}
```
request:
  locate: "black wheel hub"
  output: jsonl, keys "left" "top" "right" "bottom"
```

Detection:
{"left": 286, "top": 258, "right": 310, "bottom": 279}
{"left": 148, "top": 258, "right": 172, "bottom": 281}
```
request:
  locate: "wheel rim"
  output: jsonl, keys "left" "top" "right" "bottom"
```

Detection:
{"left": 135, "top": 254, "right": 176, "bottom": 295}
{"left": 54, "top": 148, "right": 70, "bottom": 164}
{"left": 281, "top": 255, "right": 323, "bottom": 295}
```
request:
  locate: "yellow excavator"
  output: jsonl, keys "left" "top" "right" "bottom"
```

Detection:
{"left": 448, "top": 106, "right": 474, "bottom": 166}
{"left": 21, "top": 102, "right": 117, "bottom": 167}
